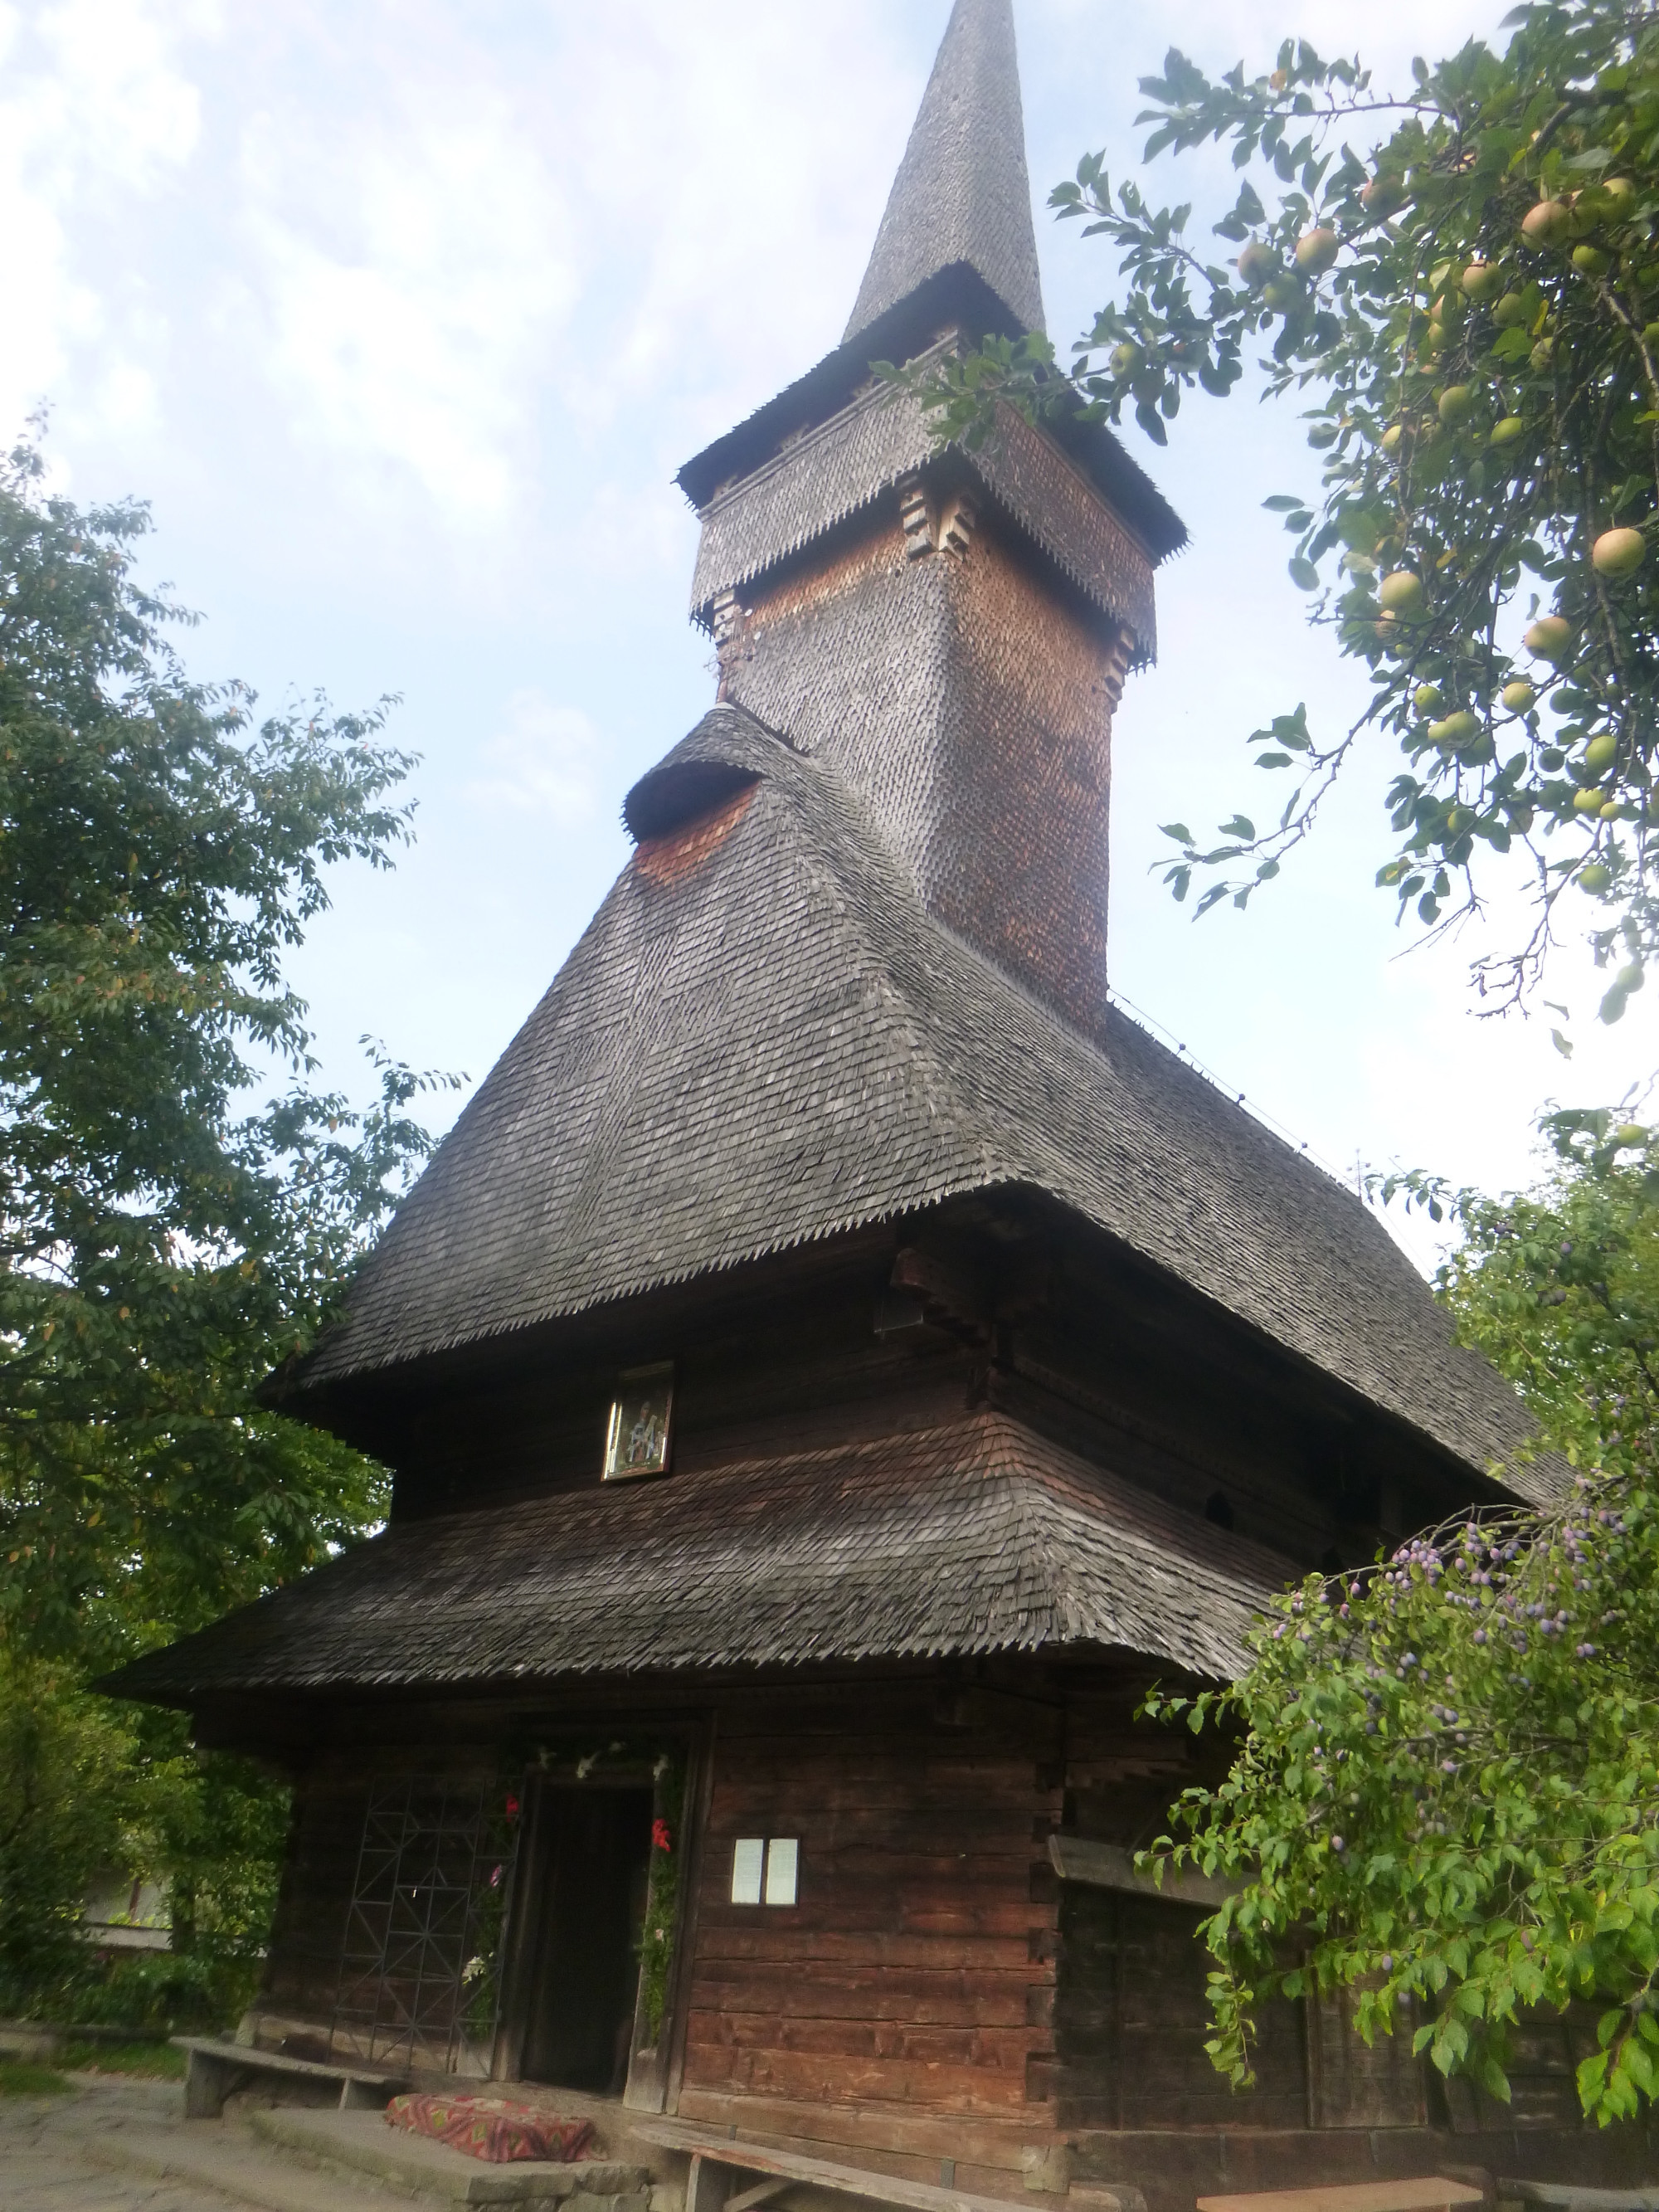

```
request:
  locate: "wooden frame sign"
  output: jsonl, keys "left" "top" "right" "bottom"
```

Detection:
{"left": 603, "top": 1363, "right": 674, "bottom": 1480}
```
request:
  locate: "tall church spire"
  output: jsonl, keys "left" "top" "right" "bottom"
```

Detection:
{"left": 674, "top": 0, "right": 1184, "bottom": 1040}
{"left": 844, "top": 0, "right": 1045, "bottom": 346}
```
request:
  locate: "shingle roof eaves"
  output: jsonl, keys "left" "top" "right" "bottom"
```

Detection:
{"left": 674, "top": 265, "right": 1185, "bottom": 564}
{"left": 688, "top": 378, "right": 1160, "bottom": 660}
{"left": 101, "top": 1415, "right": 1278, "bottom": 1707}
{"left": 291, "top": 1172, "right": 1007, "bottom": 1386}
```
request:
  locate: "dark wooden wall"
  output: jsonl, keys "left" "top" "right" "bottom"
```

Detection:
{"left": 255, "top": 1762, "right": 370, "bottom": 2063}
{"left": 1054, "top": 1885, "right": 1305, "bottom": 2131}
{"left": 333, "top": 1188, "right": 1474, "bottom": 1595}
{"left": 242, "top": 1665, "right": 1618, "bottom": 2198}
{"left": 675, "top": 1679, "right": 1063, "bottom": 2178}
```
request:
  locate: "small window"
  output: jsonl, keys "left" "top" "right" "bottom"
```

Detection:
{"left": 730, "top": 1837, "right": 798, "bottom": 1907}
{"left": 763, "top": 1837, "right": 799, "bottom": 1906}
{"left": 603, "top": 1363, "right": 674, "bottom": 1480}
{"left": 730, "top": 1838, "right": 765, "bottom": 1905}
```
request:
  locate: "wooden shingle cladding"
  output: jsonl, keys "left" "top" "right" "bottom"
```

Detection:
{"left": 716, "top": 504, "right": 1126, "bottom": 1033}
{"left": 280, "top": 704, "right": 1545, "bottom": 1501}
{"left": 688, "top": 378, "right": 1159, "bottom": 656}
{"left": 841, "top": 0, "right": 1044, "bottom": 344}
{"left": 107, "top": 1411, "right": 1287, "bottom": 1703}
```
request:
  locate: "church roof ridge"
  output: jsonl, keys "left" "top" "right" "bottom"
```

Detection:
{"left": 845, "top": 0, "right": 1045, "bottom": 344}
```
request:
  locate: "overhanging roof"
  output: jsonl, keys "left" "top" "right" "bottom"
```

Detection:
{"left": 287, "top": 703, "right": 1545, "bottom": 1500}
{"left": 103, "top": 1413, "right": 1289, "bottom": 1706}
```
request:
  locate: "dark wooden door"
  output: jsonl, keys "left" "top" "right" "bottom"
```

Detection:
{"left": 521, "top": 1786, "right": 654, "bottom": 2093}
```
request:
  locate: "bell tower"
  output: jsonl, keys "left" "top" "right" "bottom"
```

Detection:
{"left": 676, "top": 0, "right": 1185, "bottom": 1039}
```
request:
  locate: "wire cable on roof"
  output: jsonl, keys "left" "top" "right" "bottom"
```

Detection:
{"left": 1104, "top": 983, "right": 1351, "bottom": 1191}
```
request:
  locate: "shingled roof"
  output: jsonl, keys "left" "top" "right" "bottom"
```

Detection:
{"left": 844, "top": 0, "right": 1044, "bottom": 345}
{"left": 293, "top": 704, "right": 1543, "bottom": 1503}
{"left": 106, "top": 1412, "right": 1289, "bottom": 1705}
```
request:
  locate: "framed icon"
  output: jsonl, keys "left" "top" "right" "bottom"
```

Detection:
{"left": 603, "top": 1363, "right": 674, "bottom": 1481}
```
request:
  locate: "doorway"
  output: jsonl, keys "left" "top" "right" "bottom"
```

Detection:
{"left": 520, "top": 1786, "right": 654, "bottom": 2094}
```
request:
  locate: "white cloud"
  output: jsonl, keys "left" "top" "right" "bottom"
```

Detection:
{"left": 465, "top": 690, "right": 602, "bottom": 827}
{"left": 236, "top": 69, "right": 576, "bottom": 525}
{"left": 0, "top": 0, "right": 206, "bottom": 451}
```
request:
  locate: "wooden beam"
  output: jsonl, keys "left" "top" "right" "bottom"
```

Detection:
{"left": 727, "top": 2181, "right": 795, "bottom": 2212}
{"left": 635, "top": 2123, "right": 1146, "bottom": 2212}
{"left": 1195, "top": 2182, "right": 1482, "bottom": 2212}
{"left": 1046, "top": 1833, "right": 1239, "bottom": 1909}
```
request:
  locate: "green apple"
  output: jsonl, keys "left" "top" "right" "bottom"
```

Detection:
{"left": 1236, "top": 241, "right": 1277, "bottom": 288}
{"left": 1379, "top": 569, "right": 1424, "bottom": 614}
{"left": 1521, "top": 199, "right": 1572, "bottom": 246}
{"left": 1525, "top": 615, "right": 1573, "bottom": 660}
{"left": 1295, "top": 227, "right": 1340, "bottom": 275}
{"left": 1601, "top": 178, "right": 1637, "bottom": 219}
{"left": 1501, "top": 680, "right": 1536, "bottom": 712}
{"left": 1438, "top": 384, "right": 1476, "bottom": 426}
{"left": 1593, "top": 526, "right": 1646, "bottom": 577}
{"left": 1584, "top": 730, "right": 1618, "bottom": 773}
{"left": 1360, "top": 174, "right": 1406, "bottom": 218}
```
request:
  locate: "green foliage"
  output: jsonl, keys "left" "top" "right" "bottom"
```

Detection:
{"left": 58, "top": 2040, "right": 186, "bottom": 2077}
{"left": 917, "top": 0, "right": 1659, "bottom": 1014}
{"left": 0, "top": 1654, "right": 141, "bottom": 2009}
{"left": 0, "top": 2062, "right": 71, "bottom": 2096}
{"left": 639, "top": 1758, "right": 685, "bottom": 2044}
{"left": 0, "top": 431, "right": 452, "bottom": 2024}
{"left": 1143, "top": 1108, "right": 1659, "bottom": 2124}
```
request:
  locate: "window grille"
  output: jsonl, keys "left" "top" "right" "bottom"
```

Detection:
{"left": 330, "top": 1775, "right": 518, "bottom": 2076}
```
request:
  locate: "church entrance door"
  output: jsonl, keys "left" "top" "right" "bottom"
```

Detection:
{"left": 518, "top": 1785, "right": 654, "bottom": 2095}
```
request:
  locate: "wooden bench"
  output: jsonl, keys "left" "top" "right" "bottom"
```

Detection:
{"left": 1497, "top": 2188, "right": 1659, "bottom": 2210}
{"left": 632, "top": 2121, "right": 1144, "bottom": 2212}
{"left": 171, "top": 2034, "right": 407, "bottom": 2120}
{"left": 1196, "top": 2182, "right": 1485, "bottom": 2212}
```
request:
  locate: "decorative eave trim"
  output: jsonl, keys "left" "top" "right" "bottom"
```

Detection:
{"left": 688, "top": 367, "right": 1159, "bottom": 661}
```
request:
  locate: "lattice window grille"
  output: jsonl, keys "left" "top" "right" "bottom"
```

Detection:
{"left": 330, "top": 1775, "right": 514, "bottom": 2075}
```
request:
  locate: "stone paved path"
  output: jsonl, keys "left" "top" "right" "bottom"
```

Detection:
{"left": 0, "top": 2078, "right": 246, "bottom": 2212}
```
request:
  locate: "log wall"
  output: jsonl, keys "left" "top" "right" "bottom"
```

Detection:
{"left": 239, "top": 1671, "right": 1630, "bottom": 2204}
{"left": 673, "top": 1681, "right": 1064, "bottom": 2175}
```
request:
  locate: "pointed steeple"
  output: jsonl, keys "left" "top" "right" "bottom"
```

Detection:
{"left": 844, "top": 0, "right": 1045, "bottom": 347}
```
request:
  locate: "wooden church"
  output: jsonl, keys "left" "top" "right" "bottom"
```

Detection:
{"left": 112, "top": 2, "right": 1654, "bottom": 2204}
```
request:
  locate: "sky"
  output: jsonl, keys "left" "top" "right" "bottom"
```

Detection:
{"left": 4, "top": 0, "right": 1656, "bottom": 1279}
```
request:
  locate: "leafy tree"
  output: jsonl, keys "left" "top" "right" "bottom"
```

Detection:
{"left": 912, "top": 0, "right": 1659, "bottom": 1020}
{"left": 1144, "top": 1105, "right": 1659, "bottom": 2124}
{"left": 0, "top": 432, "right": 452, "bottom": 2017}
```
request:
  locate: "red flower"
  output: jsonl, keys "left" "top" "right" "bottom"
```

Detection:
{"left": 504, "top": 1795, "right": 520, "bottom": 1820}
{"left": 652, "top": 1819, "right": 672, "bottom": 1852}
